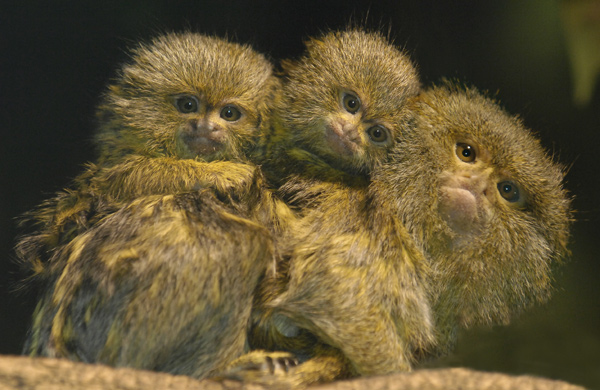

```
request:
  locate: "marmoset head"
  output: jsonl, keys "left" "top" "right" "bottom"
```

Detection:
{"left": 273, "top": 29, "right": 420, "bottom": 175}
{"left": 374, "top": 83, "right": 571, "bottom": 346}
{"left": 96, "top": 32, "right": 277, "bottom": 164}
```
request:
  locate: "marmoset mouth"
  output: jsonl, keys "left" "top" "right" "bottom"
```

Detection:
{"left": 438, "top": 186, "right": 479, "bottom": 234}
{"left": 437, "top": 177, "right": 496, "bottom": 244}
{"left": 179, "top": 121, "right": 228, "bottom": 157}
{"left": 183, "top": 134, "right": 224, "bottom": 156}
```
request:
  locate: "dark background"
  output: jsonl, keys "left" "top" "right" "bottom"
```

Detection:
{"left": 1, "top": 1, "right": 599, "bottom": 388}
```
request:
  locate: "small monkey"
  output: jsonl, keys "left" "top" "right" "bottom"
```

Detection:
{"left": 371, "top": 83, "right": 572, "bottom": 354}
{"left": 17, "top": 31, "right": 279, "bottom": 277}
{"left": 17, "top": 32, "right": 287, "bottom": 378}
{"left": 229, "top": 29, "right": 434, "bottom": 386}
{"left": 238, "top": 82, "right": 571, "bottom": 387}
{"left": 258, "top": 28, "right": 420, "bottom": 188}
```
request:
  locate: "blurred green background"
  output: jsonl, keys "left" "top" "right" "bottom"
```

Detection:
{"left": 1, "top": 1, "right": 598, "bottom": 388}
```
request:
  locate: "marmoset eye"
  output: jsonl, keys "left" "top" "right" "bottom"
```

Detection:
{"left": 220, "top": 105, "right": 242, "bottom": 121}
{"left": 456, "top": 143, "right": 476, "bottom": 163}
{"left": 342, "top": 92, "right": 361, "bottom": 114}
{"left": 366, "top": 125, "right": 389, "bottom": 144}
{"left": 497, "top": 181, "right": 521, "bottom": 203}
{"left": 175, "top": 96, "right": 199, "bottom": 113}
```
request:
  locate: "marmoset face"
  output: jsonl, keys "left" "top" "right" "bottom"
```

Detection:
{"left": 275, "top": 30, "right": 420, "bottom": 174}
{"left": 98, "top": 32, "right": 277, "bottom": 162}
{"left": 378, "top": 84, "right": 571, "bottom": 328}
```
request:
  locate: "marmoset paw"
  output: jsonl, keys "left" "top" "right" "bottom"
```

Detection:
{"left": 217, "top": 350, "right": 299, "bottom": 382}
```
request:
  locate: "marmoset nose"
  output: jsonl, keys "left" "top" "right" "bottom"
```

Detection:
{"left": 456, "top": 168, "right": 493, "bottom": 195}
{"left": 196, "top": 119, "right": 220, "bottom": 134}
{"left": 341, "top": 121, "right": 360, "bottom": 142}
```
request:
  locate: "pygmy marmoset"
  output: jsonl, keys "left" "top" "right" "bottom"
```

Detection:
{"left": 371, "top": 83, "right": 572, "bottom": 354}
{"left": 17, "top": 32, "right": 285, "bottom": 379}
{"left": 240, "top": 82, "right": 571, "bottom": 387}
{"left": 232, "top": 29, "right": 435, "bottom": 386}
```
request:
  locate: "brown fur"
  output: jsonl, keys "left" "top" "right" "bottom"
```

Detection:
{"left": 17, "top": 32, "right": 287, "bottom": 379}
{"left": 230, "top": 29, "right": 433, "bottom": 387}
{"left": 257, "top": 28, "right": 420, "bottom": 187}
{"left": 372, "top": 83, "right": 572, "bottom": 354}
{"left": 236, "top": 82, "right": 571, "bottom": 387}
{"left": 16, "top": 32, "right": 279, "bottom": 277}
